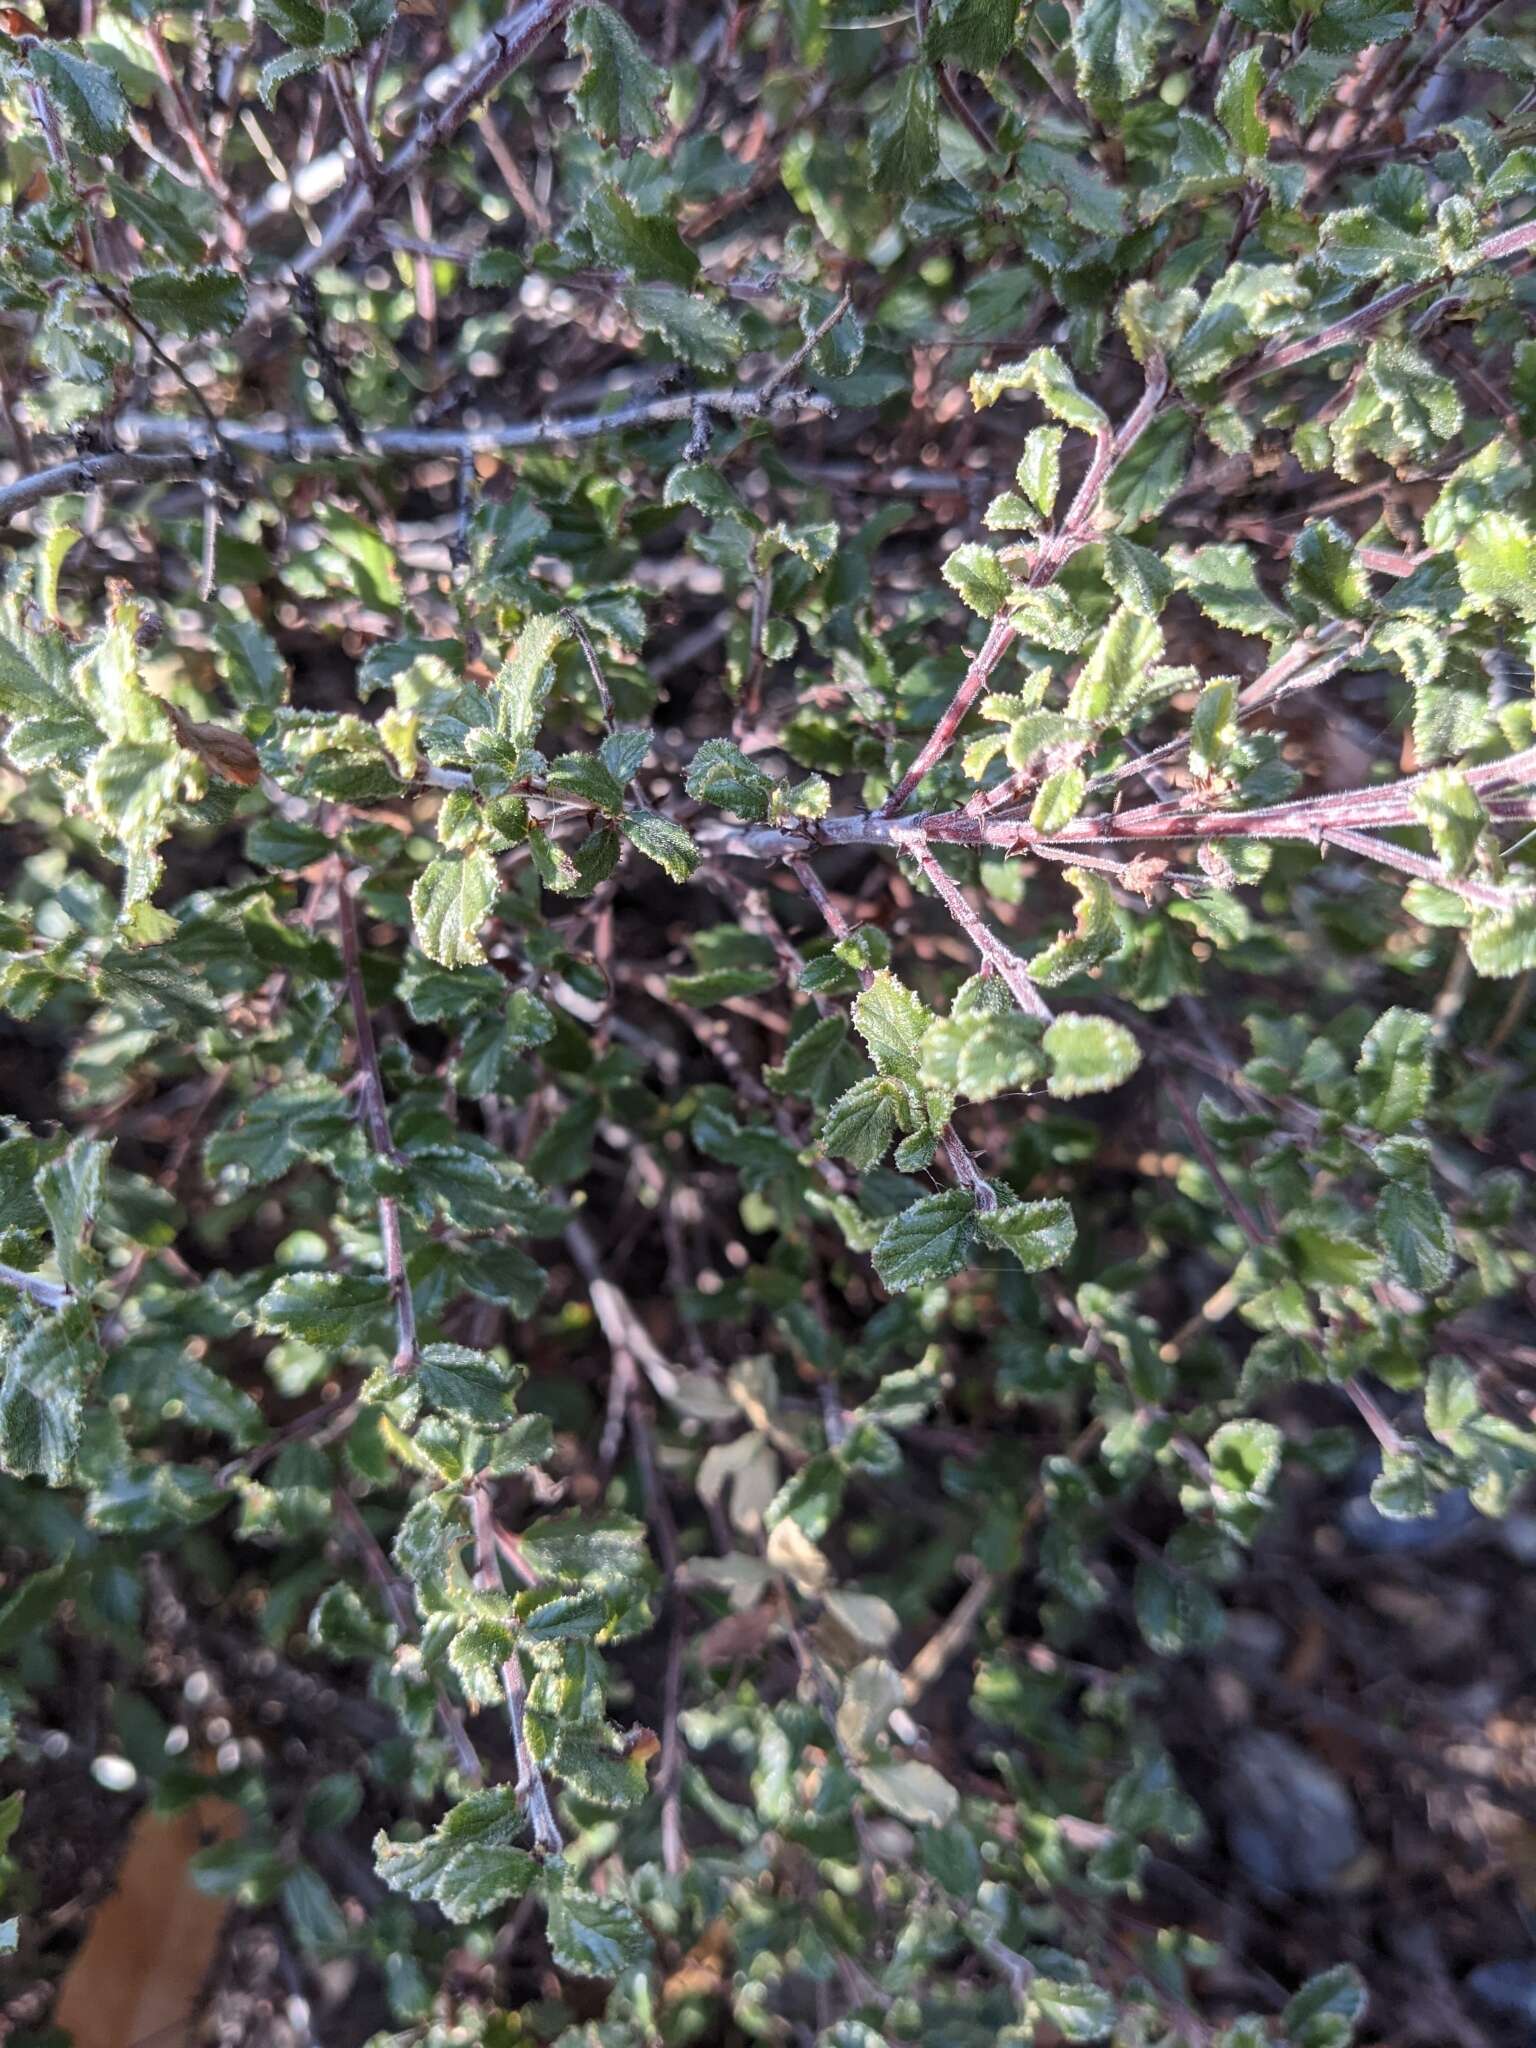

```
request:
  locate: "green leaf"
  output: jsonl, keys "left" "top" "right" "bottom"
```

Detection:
{"left": 1287, "top": 520, "right": 1374, "bottom": 624}
{"left": 685, "top": 738, "right": 775, "bottom": 822}
{"left": 281, "top": 1864, "right": 347, "bottom": 1953}
{"left": 0, "top": 1560, "right": 68, "bottom": 1656}
{"left": 1378, "top": 1173, "right": 1454, "bottom": 1294}
{"left": 411, "top": 851, "right": 498, "bottom": 969}
{"left": 1410, "top": 767, "right": 1485, "bottom": 878}
{"left": 259, "top": 43, "right": 329, "bottom": 105}
{"left": 952, "top": 1010, "right": 1046, "bottom": 1100}
{"left": 1355, "top": 1007, "right": 1432, "bottom": 1134}
{"left": 970, "top": 347, "right": 1108, "bottom": 432}
{"left": 550, "top": 1725, "right": 649, "bottom": 1807}
{"left": 619, "top": 810, "right": 699, "bottom": 881}
{"left": 1189, "top": 678, "right": 1239, "bottom": 780}
{"left": 943, "top": 543, "right": 1011, "bottom": 616}
{"left": 1008, "top": 584, "right": 1092, "bottom": 651}
{"left": 0, "top": 634, "right": 66, "bottom": 719}
{"left": 600, "top": 726, "right": 652, "bottom": 785}
{"left": 853, "top": 970, "right": 932, "bottom": 1081}
{"left": 1215, "top": 46, "right": 1269, "bottom": 157}
{"left": 1424, "top": 1354, "right": 1480, "bottom": 1452}
{"left": 872, "top": 1190, "right": 976, "bottom": 1291}
{"left": 374, "top": 1788, "right": 540, "bottom": 1923}
{"left": 514, "top": 1582, "right": 612, "bottom": 1643}
{"left": 1103, "top": 536, "right": 1173, "bottom": 619}
{"left": 1457, "top": 512, "right": 1536, "bottom": 623}
{"left": 1043, "top": 1013, "right": 1142, "bottom": 1096}
{"left": 31, "top": 45, "right": 127, "bottom": 152}
{"left": 565, "top": 2, "right": 667, "bottom": 147}
{"left": 527, "top": 825, "right": 581, "bottom": 895}
{"left": 1281, "top": 1964, "right": 1368, "bottom": 2048}
{"left": 310, "top": 1582, "right": 393, "bottom": 1660}
{"left": 1029, "top": 869, "right": 1123, "bottom": 987}
{"left": 543, "top": 1882, "right": 652, "bottom": 1978}
{"left": 1030, "top": 765, "right": 1087, "bottom": 834}
{"left": 458, "top": 1240, "right": 548, "bottom": 1321}
{"left": 822, "top": 1075, "right": 905, "bottom": 1170}
{"left": 1280, "top": 1203, "right": 1379, "bottom": 1291}
{"left": 1106, "top": 407, "right": 1191, "bottom": 523}
{"left": 975, "top": 1195, "right": 1076, "bottom": 1272}
{"left": 1468, "top": 901, "right": 1536, "bottom": 977}
{"left": 922, "top": 0, "right": 1018, "bottom": 70}
{"left": 517, "top": 1507, "right": 647, "bottom": 1582}
{"left": 1365, "top": 340, "right": 1462, "bottom": 455}
{"left": 1071, "top": 0, "right": 1168, "bottom": 104}
{"left": 493, "top": 612, "right": 569, "bottom": 746}
{"left": 1318, "top": 205, "right": 1436, "bottom": 283}
{"left": 257, "top": 1271, "right": 393, "bottom": 1347}
{"left": 870, "top": 64, "right": 939, "bottom": 195}
{"left": 1067, "top": 605, "right": 1164, "bottom": 726}
{"left": 1207, "top": 1417, "right": 1282, "bottom": 1502}
{"left": 129, "top": 270, "right": 248, "bottom": 337}
{"left": 448, "top": 1616, "right": 513, "bottom": 1707}
{"left": 1032, "top": 1977, "right": 1119, "bottom": 2041}
{"left": 669, "top": 964, "right": 778, "bottom": 1006}
{"left": 108, "top": 174, "right": 215, "bottom": 270}
{"left": 38, "top": 1137, "right": 106, "bottom": 1293}
{"left": 665, "top": 462, "right": 755, "bottom": 524}
{"left": 206, "top": 1083, "right": 354, "bottom": 1187}
{"left": 1017, "top": 425, "right": 1065, "bottom": 522}
{"left": 617, "top": 283, "right": 743, "bottom": 370}
{"left": 1173, "top": 543, "right": 1291, "bottom": 639}
{"left": 0, "top": 1304, "right": 100, "bottom": 1486}
{"left": 1134, "top": 1558, "right": 1225, "bottom": 1656}
{"left": 255, "top": 0, "right": 327, "bottom": 45}
{"left": 585, "top": 184, "right": 698, "bottom": 287}
{"left": 547, "top": 752, "right": 626, "bottom": 814}
{"left": 856, "top": 1757, "right": 959, "bottom": 1827}
{"left": 770, "top": 1012, "right": 851, "bottom": 1104}
{"left": 1370, "top": 1452, "right": 1437, "bottom": 1521}
{"left": 418, "top": 1344, "right": 525, "bottom": 1425}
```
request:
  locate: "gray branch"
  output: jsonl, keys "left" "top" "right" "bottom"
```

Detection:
{"left": 294, "top": 0, "right": 575, "bottom": 277}
{"left": 0, "top": 1261, "right": 73, "bottom": 1310}
{"left": 0, "top": 386, "right": 833, "bottom": 525}
{"left": 0, "top": 451, "right": 205, "bottom": 525}
{"left": 116, "top": 384, "right": 833, "bottom": 462}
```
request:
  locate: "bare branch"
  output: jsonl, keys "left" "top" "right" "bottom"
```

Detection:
{"left": 335, "top": 862, "right": 419, "bottom": 1375}
{"left": 1226, "top": 215, "right": 1536, "bottom": 395}
{"left": 904, "top": 834, "right": 1052, "bottom": 1021}
{"left": 0, "top": 1262, "right": 73, "bottom": 1311}
{"left": 115, "top": 383, "right": 834, "bottom": 458}
{"left": 879, "top": 357, "right": 1168, "bottom": 818}
{"left": 470, "top": 1480, "right": 564, "bottom": 1855}
{"left": 296, "top": 0, "right": 574, "bottom": 277}
{"left": 0, "top": 451, "right": 205, "bottom": 525}
{"left": 332, "top": 1485, "right": 482, "bottom": 1783}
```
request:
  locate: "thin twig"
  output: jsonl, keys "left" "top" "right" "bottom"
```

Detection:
{"left": 0, "top": 450, "right": 204, "bottom": 525}
{"left": 1226, "top": 215, "right": 1536, "bottom": 396}
{"left": 564, "top": 1216, "right": 680, "bottom": 1416}
{"left": 904, "top": 834, "right": 1052, "bottom": 1021}
{"left": 879, "top": 356, "right": 1168, "bottom": 817}
{"left": 332, "top": 1486, "right": 482, "bottom": 1782}
{"left": 334, "top": 862, "right": 419, "bottom": 1374}
{"left": 325, "top": 57, "right": 383, "bottom": 189}
{"left": 296, "top": 0, "right": 574, "bottom": 276}
{"left": 0, "top": 1261, "right": 73, "bottom": 1310}
{"left": 143, "top": 16, "right": 247, "bottom": 255}
{"left": 115, "top": 382, "right": 833, "bottom": 467}
{"left": 470, "top": 1480, "right": 564, "bottom": 1854}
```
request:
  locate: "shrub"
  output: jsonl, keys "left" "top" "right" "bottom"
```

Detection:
{"left": 1, "top": 0, "right": 1534, "bottom": 2041}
